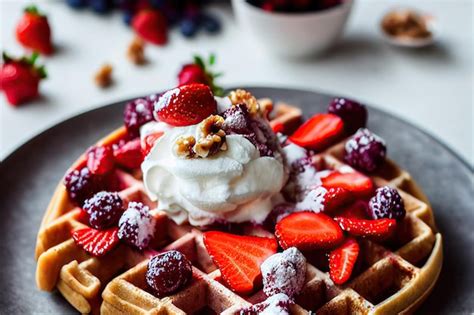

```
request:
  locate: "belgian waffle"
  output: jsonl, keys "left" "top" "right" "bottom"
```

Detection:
{"left": 35, "top": 100, "right": 442, "bottom": 314}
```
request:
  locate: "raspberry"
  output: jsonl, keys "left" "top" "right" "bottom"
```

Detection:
{"left": 86, "top": 145, "right": 114, "bottom": 175}
{"left": 123, "top": 97, "right": 155, "bottom": 138}
{"left": 368, "top": 186, "right": 406, "bottom": 220}
{"left": 344, "top": 128, "right": 387, "bottom": 172}
{"left": 118, "top": 202, "right": 156, "bottom": 250}
{"left": 327, "top": 97, "right": 367, "bottom": 134}
{"left": 239, "top": 293, "right": 293, "bottom": 315}
{"left": 64, "top": 167, "right": 104, "bottom": 205}
{"left": 146, "top": 250, "right": 192, "bottom": 297}
{"left": 83, "top": 191, "right": 124, "bottom": 230}
{"left": 261, "top": 247, "right": 307, "bottom": 298}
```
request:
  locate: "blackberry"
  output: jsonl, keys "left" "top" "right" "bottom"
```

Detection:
{"left": 123, "top": 97, "right": 154, "bottom": 138}
{"left": 146, "top": 250, "right": 192, "bottom": 297}
{"left": 64, "top": 167, "right": 102, "bottom": 205}
{"left": 118, "top": 202, "right": 156, "bottom": 250}
{"left": 83, "top": 191, "right": 124, "bottom": 229}
{"left": 344, "top": 128, "right": 386, "bottom": 172}
{"left": 368, "top": 186, "right": 406, "bottom": 220}
{"left": 328, "top": 98, "right": 367, "bottom": 134}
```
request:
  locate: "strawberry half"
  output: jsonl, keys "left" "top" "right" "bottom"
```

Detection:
{"left": 132, "top": 10, "right": 167, "bottom": 45}
{"left": 275, "top": 212, "right": 343, "bottom": 251}
{"left": 154, "top": 84, "right": 217, "bottom": 126}
{"left": 337, "top": 200, "right": 369, "bottom": 219}
{"left": 141, "top": 132, "right": 163, "bottom": 156}
{"left": 16, "top": 5, "right": 53, "bottom": 55}
{"left": 113, "top": 139, "right": 144, "bottom": 169}
{"left": 321, "top": 171, "right": 374, "bottom": 198}
{"left": 322, "top": 187, "right": 354, "bottom": 214}
{"left": 72, "top": 227, "right": 119, "bottom": 257}
{"left": 334, "top": 217, "right": 396, "bottom": 240}
{"left": 203, "top": 231, "right": 277, "bottom": 295}
{"left": 87, "top": 145, "right": 115, "bottom": 175}
{"left": 329, "top": 238, "right": 360, "bottom": 285}
{"left": 289, "top": 113, "right": 344, "bottom": 151}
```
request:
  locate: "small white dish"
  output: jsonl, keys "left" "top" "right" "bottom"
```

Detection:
{"left": 231, "top": 0, "right": 354, "bottom": 58}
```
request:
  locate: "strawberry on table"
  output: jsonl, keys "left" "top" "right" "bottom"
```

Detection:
{"left": 72, "top": 227, "right": 119, "bottom": 257}
{"left": 289, "top": 113, "right": 344, "bottom": 151}
{"left": 132, "top": 10, "right": 167, "bottom": 45}
{"left": 203, "top": 231, "right": 277, "bottom": 294}
{"left": 275, "top": 212, "right": 344, "bottom": 251}
{"left": 154, "top": 84, "right": 217, "bottom": 126}
{"left": 334, "top": 217, "right": 397, "bottom": 240}
{"left": 321, "top": 171, "right": 374, "bottom": 199}
{"left": 329, "top": 238, "right": 360, "bottom": 285}
{"left": 178, "top": 54, "right": 224, "bottom": 96}
{"left": 16, "top": 5, "right": 53, "bottom": 55}
{"left": 1, "top": 52, "right": 47, "bottom": 106}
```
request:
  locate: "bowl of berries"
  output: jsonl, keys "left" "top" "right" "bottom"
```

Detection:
{"left": 232, "top": 0, "right": 353, "bottom": 58}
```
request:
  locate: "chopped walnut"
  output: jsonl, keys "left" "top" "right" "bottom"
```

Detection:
{"left": 127, "top": 37, "right": 146, "bottom": 65}
{"left": 194, "top": 115, "right": 227, "bottom": 158}
{"left": 382, "top": 10, "right": 431, "bottom": 39}
{"left": 94, "top": 64, "right": 113, "bottom": 88}
{"left": 229, "top": 89, "right": 259, "bottom": 116}
{"left": 174, "top": 135, "right": 196, "bottom": 158}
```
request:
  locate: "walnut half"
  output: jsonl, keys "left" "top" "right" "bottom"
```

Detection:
{"left": 174, "top": 135, "right": 196, "bottom": 158}
{"left": 194, "top": 115, "right": 227, "bottom": 158}
{"left": 229, "top": 89, "right": 259, "bottom": 116}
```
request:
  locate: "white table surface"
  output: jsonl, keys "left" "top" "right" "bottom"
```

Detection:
{"left": 1, "top": 0, "right": 473, "bottom": 164}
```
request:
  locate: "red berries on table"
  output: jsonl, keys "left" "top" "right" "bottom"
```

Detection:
{"left": 83, "top": 191, "right": 124, "bottom": 230}
{"left": 327, "top": 97, "right": 367, "bottom": 135}
{"left": 344, "top": 128, "right": 387, "bottom": 173}
{"left": 132, "top": 10, "right": 168, "bottom": 45}
{"left": 16, "top": 5, "right": 53, "bottom": 55}
{"left": 1, "top": 52, "right": 47, "bottom": 106}
{"left": 146, "top": 250, "right": 193, "bottom": 297}
{"left": 368, "top": 186, "right": 406, "bottom": 220}
{"left": 154, "top": 84, "right": 217, "bottom": 126}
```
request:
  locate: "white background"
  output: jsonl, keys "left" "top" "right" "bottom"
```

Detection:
{"left": 1, "top": 0, "right": 473, "bottom": 164}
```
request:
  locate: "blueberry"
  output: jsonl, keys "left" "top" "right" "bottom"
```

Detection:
{"left": 180, "top": 18, "right": 199, "bottom": 38}
{"left": 149, "top": 0, "right": 166, "bottom": 9}
{"left": 122, "top": 10, "right": 134, "bottom": 25}
{"left": 66, "top": 0, "right": 88, "bottom": 9}
{"left": 200, "top": 13, "right": 221, "bottom": 33}
{"left": 89, "top": 0, "right": 113, "bottom": 14}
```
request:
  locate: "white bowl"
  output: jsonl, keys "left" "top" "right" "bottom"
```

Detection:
{"left": 231, "top": 0, "right": 354, "bottom": 58}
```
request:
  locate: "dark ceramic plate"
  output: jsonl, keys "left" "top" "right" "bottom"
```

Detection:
{"left": 0, "top": 87, "right": 472, "bottom": 314}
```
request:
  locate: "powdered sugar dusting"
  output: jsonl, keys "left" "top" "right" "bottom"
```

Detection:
{"left": 118, "top": 202, "right": 156, "bottom": 250}
{"left": 240, "top": 293, "right": 293, "bottom": 315}
{"left": 261, "top": 247, "right": 307, "bottom": 298}
{"left": 295, "top": 186, "right": 327, "bottom": 212}
{"left": 338, "top": 165, "right": 355, "bottom": 174}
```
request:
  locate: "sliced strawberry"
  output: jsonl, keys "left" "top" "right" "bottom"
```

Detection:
{"left": 329, "top": 238, "right": 360, "bottom": 285}
{"left": 86, "top": 145, "right": 115, "bottom": 175}
{"left": 113, "top": 139, "right": 144, "bottom": 169}
{"left": 275, "top": 212, "right": 343, "bottom": 251}
{"left": 337, "top": 200, "right": 369, "bottom": 219}
{"left": 132, "top": 10, "right": 167, "bottom": 45}
{"left": 72, "top": 227, "right": 119, "bottom": 257}
{"left": 321, "top": 171, "right": 374, "bottom": 198}
{"left": 322, "top": 187, "right": 354, "bottom": 214}
{"left": 141, "top": 132, "right": 163, "bottom": 156}
{"left": 154, "top": 84, "right": 217, "bottom": 126}
{"left": 289, "top": 113, "right": 344, "bottom": 151}
{"left": 203, "top": 231, "right": 277, "bottom": 294}
{"left": 271, "top": 121, "right": 285, "bottom": 133}
{"left": 334, "top": 217, "right": 396, "bottom": 240}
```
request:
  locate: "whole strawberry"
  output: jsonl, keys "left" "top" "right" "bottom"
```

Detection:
{"left": 178, "top": 54, "right": 224, "bottom": 96}
{"left": 1, "top": 52, "right": 47, "bottom": 106}
{"left": 16, "top": 5, "right": 53, "bottom": 55}
{"left": 132, "top": 10, "right": 167, "bottom": 45}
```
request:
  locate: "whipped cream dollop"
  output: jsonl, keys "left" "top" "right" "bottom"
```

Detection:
{"left": 141, "top": 121, "right": 287, "bottom": 226}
